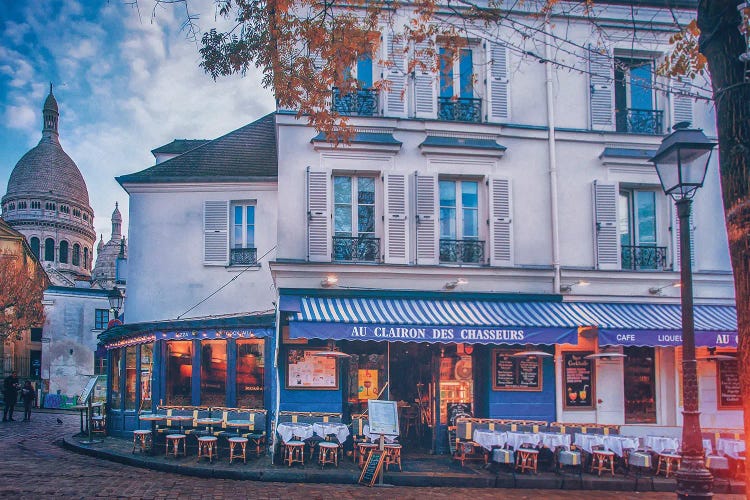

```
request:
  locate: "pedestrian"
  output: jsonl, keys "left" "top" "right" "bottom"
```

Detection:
{"left": 2, "top": 371, "right": 20, "bottom": 422}
{"left": 21, "top": 381, "right": 37, "bottom": 422}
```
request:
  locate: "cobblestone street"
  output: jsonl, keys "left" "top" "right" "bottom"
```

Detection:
{"left": 0, "top": 412, "right": 743, "bottom": 499}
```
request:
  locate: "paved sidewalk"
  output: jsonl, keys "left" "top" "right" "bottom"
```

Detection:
{"left": 1, "top": 412, "right": 745, "bottom": 499}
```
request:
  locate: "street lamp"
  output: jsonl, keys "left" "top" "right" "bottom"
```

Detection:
{"left": 650, "top": 123, "right": 716, "bottom": 499}
{"left": 108, "top": 287, "right": 124, "bottom": 321}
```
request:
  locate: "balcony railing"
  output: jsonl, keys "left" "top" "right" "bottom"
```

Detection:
{"left": 333, "top": 236, "right": 381, "bottom": 262}
{"left": 332, "top": 88, "right": 379, "bottom": 116}
{"left": 616, "top": 108, "right": 664, "bottom": 135}
{"left": 438, "top": 97, "right": 482, "bottom": 123}
{"left": 230, "top": 247, "right": 258, "bottom": 266}
{"left": 439, "top": 239, "right": 485, "bottom": 264}
{"left": 621, "top": 245, "right": 668, "bottom": 271}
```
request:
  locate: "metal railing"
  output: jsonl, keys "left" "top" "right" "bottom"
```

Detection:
{"left": 230, "top": 247, "right": 258, "bottom": 266}
{"left": 332, "top": 88, "right": 379, "bottom": 116}
{"left": 438, "top": 97, "right": 482, "bottom": 123}
{"left": 332, "top": 236, "right": 381, "bottom": 262}
{"left": 621, "top": 245, "right": 668, "bottom": 271}
{"left": 616, "top": 108, "right": 664, "bottom": 135}
{"left": 439, "top": 239, "right": 485, "bottom": 264}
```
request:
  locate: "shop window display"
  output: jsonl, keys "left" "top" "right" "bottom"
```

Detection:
{"left": 623, "top": 346, "right": 657, "bottom": 424}
{"left": 110, "top": 349, "right": 122, "bottom": 409}
{"left": 166, "top": 341, "right": 193, "bottom": 406}
{"left": 200, "top": 340, "right": 227, "bottom": 407}
{"left": 125, "top": 346, "right": 137, "bottom": 410}
{"left": 237, "top": 339, "right": 265, "bottom": 408}
{"left": 141, "top": 344, "right": 153, "bottom": 410}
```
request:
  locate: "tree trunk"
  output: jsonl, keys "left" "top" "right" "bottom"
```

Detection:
{"left": 697, "top": 0, "right": 750, "bottom": 493}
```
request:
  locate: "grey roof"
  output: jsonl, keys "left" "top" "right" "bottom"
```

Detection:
{"left": 600, "top": 147, "right": 657, "bottom": 160}
{"left": 419, "top": 136, "right": 506, "bottom": 151}
{"left": 151, "top": 139, "right": 210, "bottom": 155}
{"left": 118, "top": 113, "right": 278, "bottom": 185}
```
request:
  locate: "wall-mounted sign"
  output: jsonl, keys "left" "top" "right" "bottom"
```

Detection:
{"left": 562, "top": 351, "right": 594, "bottom": 409}
{"left": 492, "top": 349, "right": 542, "bottom": 391}
{"left": 285, "top": 349, "right": 338, "bottom": 389}
{"left": 717, "top": 358, "right": 741, "bottom": 409}
{"left": 357, "top": 369, "right": 379, "bottom": 400}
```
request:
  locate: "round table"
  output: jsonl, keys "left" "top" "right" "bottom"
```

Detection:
{"left": 197, "top": 417, "right": 224, "bottom": 434}
{"left": 139, "top": 414, "right": 166, "bottom": 455}
{"left": 644, "top": 435, "right": 680, "bottom": 454}
{"left": 276, "top": 422, "right": 314, "bottom": 443}
{"left": 603, "top": 436, "right": 639, "bottom": 457}
{"left": 539, "top": 432, "right": 571, "bottom": 450}
{"left": 473, "top": 429, "right": 506, "bottom": 451}
{"left": 167, "top": 415, "right": 194, "bottom": 433}
{"left": 226, "top": 419, "right": 254, "bottom": 436}
{"left": 312, "top": 422, "right": 350, "bottom": 444}
{"left": 717, "top": 438, "right": 745, "bottom": 458}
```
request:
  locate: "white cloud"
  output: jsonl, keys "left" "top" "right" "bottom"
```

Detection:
{"left": 4, "top": 104, "right": 36, "bottom": 132}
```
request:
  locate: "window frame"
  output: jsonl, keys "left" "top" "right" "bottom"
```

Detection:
{"left": 95, "top": 309, "right": 110, "bottom": 330}
{"left": 231, "top": 203, "right": 256, "bottom": 250}
{"left": 439, "top": 178, "right": 481, "bottom": 242}
{"left": 439, "top": 46, "right": 477, "bottom": 99}
{"left": 333, "top": 175, "right": 377, "bottom": 239}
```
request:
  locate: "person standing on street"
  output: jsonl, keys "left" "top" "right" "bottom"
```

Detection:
{"left": 20, "top": 381, "right": 37, "bottom": 422}
{"left": 3, "top": 371, "right": 20, "bottom": 422}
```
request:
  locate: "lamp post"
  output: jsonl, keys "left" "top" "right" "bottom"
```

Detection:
{"left": 650, "top": 123, "right": 717, "bottom": 499}
{"left": 108, "top": 286, "right": 124, "bottom": 322}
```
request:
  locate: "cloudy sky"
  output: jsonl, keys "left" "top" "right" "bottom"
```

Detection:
{"left": 0, "top": 0, "right": 274, "bottom": 245}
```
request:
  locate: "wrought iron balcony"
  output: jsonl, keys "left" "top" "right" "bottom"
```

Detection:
{"left": 621, "top": 245, "right": 667, "bottom": 271}
{"left": 438, "top": 97, "right": 482, "bottom": 123}
{"left": 616, "top": 108, "right": 664, "bottom": 135}
{"left": 439, "top": 239, "right": 485, "bottom": 264}
{"left": 333, "top": 236, "right": 381, "bottom": 262}
{"left": 332, "top": 88, "right": 379, "bottom": 116}
{"left": 230, "top": 247, "right": 258, "bottom": 266}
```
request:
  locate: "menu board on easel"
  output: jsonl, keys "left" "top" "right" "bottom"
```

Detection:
{"left": 492, "top": 349, "right": 542, "bottom": 391}
{"left": 717, "top": 358, "right": 741, "bottom": 409}
{"left": 562, "top": 351, "right": 594, "bottom": 409}
{"left": 286, "top": 349, "right": 339, "bottom": 389}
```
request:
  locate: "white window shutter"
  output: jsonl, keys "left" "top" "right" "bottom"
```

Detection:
{"left": 415, "top": 173, "right": 438, "bottom": 264}
{"left": 414, "top": 40, "right": 437, "bottom": 119}
{"left": 384, "top": 174, "right": 409, "bottom": 264}
{"left": 384, "top": 32, "right": 407, "bottom": 117}
{"left": 672, "top": 79, "right": 693, "bottom": 126}
{"left": 592, "top": 181, "right": 619, "bottom": 270}
{"left": 487, "top": 41, "right": 510, "bottom": 122}
{"left": 307, "top": 169, "right": 331, "bottom": 262}
{"left": 671, "top": 201, "right": 695, "bottom": 270}
{"left": 589, "top": 47, "right": 614, "bottom": 130}
{"left": 489, "top": 178, "right": 513, "bottom": 266}
{"left": 203, "top": 200, "right": 229, "bottom": 266}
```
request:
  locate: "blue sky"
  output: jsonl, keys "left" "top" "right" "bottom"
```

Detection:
{"left": 0, "top": 0, "right": 274, "bottom": 244}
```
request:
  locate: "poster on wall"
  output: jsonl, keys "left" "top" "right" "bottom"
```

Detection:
{"left": 357, "top": 369, "right": 379, "bottom": 400}
{"left": 286, "top": 349, "right": 339, "bottom": 389}
{"left": 492, "top": 349, "right": 542, "bottom": 391}
{"left": 562, "top": 351, "right": 594, "bottom": 409}
{"left": 717, "top": 358, "right": 741, "bottom": 409}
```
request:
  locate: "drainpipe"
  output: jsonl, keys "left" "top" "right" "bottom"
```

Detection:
{"left": 544, "top": 22, "right": 561, "bottom": 294}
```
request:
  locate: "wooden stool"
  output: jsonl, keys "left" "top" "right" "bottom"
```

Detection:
{"left": 515, "top": 448, "right": 539, "bottom": 474}
{"left": 591, "top": 450, "right": 616, "bottom": 476}
{"left": 91, "top": 415, "right": 106, "bottom": 437}
{"left": 132, "top": 429, "right": 152, "bottom": 454}
{"left": 165, "top": 434, "right": 186, "bottom": 457}
{"left": 358, "top": 443, "right": 377, "bottom": 467}
{"left": 228, "top": 437, "right": 248, "bottom": 464}
{"left": 197, "top": 436, "right": 218, "bottom": 463}
{"left": 384, "top": 444, "right": 402, "bottom": 471}
{"left": 656, "top": 452, "right": 681, "bottom": 478}
{"left": 318, "top": 441, "right": 339, "bottom": 468}
{"left": 284, "top": 440, "right": 305, "bottom": 467}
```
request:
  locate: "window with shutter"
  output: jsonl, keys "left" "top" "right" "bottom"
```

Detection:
{"left": 332, "top": 175, "right": 378, "bottom": 262}
{"left": 384, "top": 174, "right": 408, "bottom": 264}
{"left": 619, "top": 189, "right": 666, "bottom": 271}
{"left": 384, "top": 32, "right": 407, "bottom": 117}
{"left": 204, "top": 200, "right": 229, "bottom": 266}
{"left": 671, "top": 79, "right": 693, "bottom": 126}
{"left": 487, "top": 41, "right": 509, "bottom": 122}
{"left": 592, "top": 181, "right": 619, "bottom": 270}
{"left": 414, "top": 39, "right": 437, "bottom": 119}
{"left": 489, "top": 178, "right": 513, "bottom": 266}
{"left": 437, "top": 45, "right": 481, "bottom": 123}
{"left": 589, "top": 47, "right": 614, "bottom": 130}
{"left": 415, "top": 174, "right": 438, "bottom": 264}
{"left": 307, "top": 169, "right": 331, "bottom": 262}
{"left": 439, "top": 179, "right": 484, "bottom": 264}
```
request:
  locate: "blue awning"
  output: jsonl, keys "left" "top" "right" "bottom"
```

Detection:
{"left": 286, "top": 296, "right": 587, "bottom": 345}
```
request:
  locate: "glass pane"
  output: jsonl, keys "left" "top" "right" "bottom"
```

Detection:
{"left": 463, "top": 208, "right": 478, "bottom": 238}
{"left": 439, "top": 47, "right": 454, "bottom": 98}
{"left": 461, "top": 181, "right": 478, "bottom": 208}
{"left": 358, "top": 205, "right": 375, "bottom": 233}
{"left": 246, "top": 226, "right": 255, "bottom": 247}
{"left": 234, "top": 206, "right": 243, "bottom": 225}
{"left": 459, "top": 49, "right": 473, "bottom": 98}
{"left": 246, "top": 206, "right": 255, "bottom": 225}
{"left": 335, "top": 206, "right": 352, "bottom": 234}
{"left": 140, "top": 344, "right": 153, "bottom": 410}
{"left": 618, "top": 192, "right": 632, "bottom": 247}
{"left": 110, "top": 349, "right": 121, "bottom": 409}
{"left": 358, "top": 177, "right": 375, "bottom": 205}
{"left": 237, "top": 340, "right": 265, "bottom": 408}
{"left": 623, "top": 346, "right": 657, "bottom": 424}
{"left": 334, "top": 176, "right": 352, "bottom": 204}
{"left": 636, "top": 191, "right": 656, "bottom": 245}
{"left": 125, "top": 345, "right": 137, "bottom": 410}
{"left": 357, "top": 53, "right": 373, "bottom": 88}
{"left": 440, "top": 208, "right": 457, "bottom": 239}
{"left": 200, "top": 340, "right": 227, "bottom": 407}
{"left": 166, "top": 341, "right": 192, "bottom": 406}
{"left": 439, "top": 180, "right": 456, "bottom": 207}
{"left": 234, "top": 225, "right": 242, "bottom": 249}
{"left": 629, "top": 62, "right": 653, "bottom": 110}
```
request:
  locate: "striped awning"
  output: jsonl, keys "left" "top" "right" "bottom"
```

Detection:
{"left": 286, "top": 296, "right": 591, "bottom": 345}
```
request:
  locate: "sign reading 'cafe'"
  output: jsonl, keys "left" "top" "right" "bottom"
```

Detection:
{"left": 599, "top": 330, "right": 738, "bottom": 348}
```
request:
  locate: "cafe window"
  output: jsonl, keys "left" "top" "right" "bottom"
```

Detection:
{"left": 141, "top": 344, "right": 153, "bottom": 410}
{"left": 200, "top": 340, "right": 227, "bottom": 407}
{"left": 110, "top": 349, "right": 122, "bottom": 409}
{"left": 237, "top": 339, "right": 265, "bottom": 408}
{"left": 166, "top": 341, "right": 193, "bottom": 406}
{"left": 95, "top": 309, "right": 109, "bottom": 330}
{"left": 623, "top": 346, "right": 657, "bottom": 424}
{"left": 125, "top": 345, "right": 137, "bottom": 410}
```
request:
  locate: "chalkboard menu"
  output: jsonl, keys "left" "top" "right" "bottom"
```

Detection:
{"left": 718, "top": 358, "right": 741, "bottom": 409}
{"left": 562, "top": 351, "right": 594, "bottom": 409}
{"left": 358, "top": 449, "right": 386, "bottom": 486}
{"left": 492, "top": 349, "right": 542, "bottom": 391}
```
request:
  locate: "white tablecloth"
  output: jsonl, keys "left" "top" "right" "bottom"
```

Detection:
{"left": 473, "top": 430, "right": 506, "bottom": 451}
{"left": 505, "top": 431, "right": 541, "bottom": 450}
{"left": 539, "top": 432, "right": 571, "bottom": 449}
{"left": 644, "top": 435, "right": 680, "bottom": 454}
{"left": 717, "top": 438, "right": 745, "bottom": 458}
{"left": 363, "top": 425, "right": 397, "bottom": 443}
{"left": 277, "top": 422, "right": 314, "bottom": 443}
{"left": 313, "top": 422, "right": 350, "bottom": 444}
{"left": 703, "top": 439, "right": 713, "bottom": 455}
{"left": 574, "top": 433, "right": 601, "bottom": 454}
{"left": 603, "top": 436, "right": 639, "bottom": 457}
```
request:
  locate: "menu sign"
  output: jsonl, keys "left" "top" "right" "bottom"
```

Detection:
{"left": 286, "top": 349, "right": 339, "bottom": 389}
{"left": 718, "top": 358, "right": 741, "bottom": 409}
{"left": 492, "top": 349, "right": 542, "bottom": 391}
{"left": 563, "top": 351, "right": 594, "bottom": 409}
